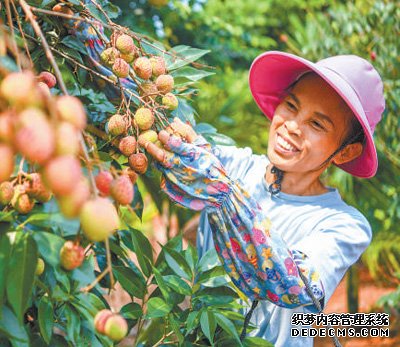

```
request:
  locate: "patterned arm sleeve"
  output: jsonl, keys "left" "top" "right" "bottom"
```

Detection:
{"left": 159, "top": 136, "right": 325, "bottom": 309}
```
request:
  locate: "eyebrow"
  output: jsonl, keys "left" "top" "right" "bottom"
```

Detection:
{"left": 288, "top": 92, "right": 335, "bottom": 128}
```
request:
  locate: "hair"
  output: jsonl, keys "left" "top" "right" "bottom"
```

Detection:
{"left": 269, "top": 72, "right": 366, "bottom": 193}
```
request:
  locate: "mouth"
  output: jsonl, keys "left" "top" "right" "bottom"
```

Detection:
{"left": 275, "top": 134, "right": 300, "bottom": 153}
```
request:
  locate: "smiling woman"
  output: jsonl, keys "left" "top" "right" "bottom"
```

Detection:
{"left": 141, "top": 51, "right": 385, "bottom": 347}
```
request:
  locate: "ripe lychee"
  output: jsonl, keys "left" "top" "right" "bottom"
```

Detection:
{"left": 133, "top": 57, "right": 152, "bottom": 80}
{"left": 139, "top": 82, "right": 158, "bottom": 102}
{"left": 0, "top": 181, "right": 14, "bottom": 205}
{"left": 119, "top": 136, "right": 137, "bottom": 156}
{"left": 122, "top": 168, "right": 138, "bottom": 185}
{"left": 128, "top": 153, "right": 148, "bottom": 175}
{"left": 35, "top": 258, "right": 45, "bottom": 276}
{"left": 104, "top": 314, "right": 128, "bottom": 342}
{"left": 55, "top": 95, "right": 87, "bottom": 130}
{"left": 110, "top": 175, "right": 134, "bottom": 205}
{"left": 60, "top": 241, "right": 85, "bottom": 271}
{"left": 134, "top": 108, "right": 154, "bottom": 131}
{"left": 37, "top": 82, "right": 51, "bottom": 99}
{"left": 26, "top": 173, "right": 52, "bottom": 203}
{"left": 162, "top": 93, "right": 179, "bottom": 110}
{"left": 12, "top": 185, "right": 35, "bottom": 214}
{"left": 112, "top": 58, "right": 130, "bottom": 78}
{"left": 107, "top": 114, "right": 127, "bottom": 136}
{"left": 100, "top": 47, "right": 120, "bottom": 67}
{"left": 116, "top": 34, "right": 135, "bottom": 55}
{"left": 80, "top": 198, "right": 120, "bottom": 242}
{"left": 38, "top": 71, "right": 57, "bottom": 88}
{"left": 138, "top": 130, "right": 158, "bottom": 144}
{"left": 43, "top": 156, "right": 82, "bottom": 196}
{"left": 120, "top": 51, "right": 136, "bottom": 64}
{"left": 95, "top": 171, "right": 113, "bottom": 196}
{"left": 55, "top": 122, "right": 80, "bottom": 156}
{"left": 150, "top": 56, "right": 166, "bottom": 77}
{"left": 94, "top": 309, "right": 113, "bottom": 335}
{"left": 14, "top": 116, "right": 55, "bottom": 165}
{"left": 58, "top": 178, "right": 90, "bottom": 218}
{"left": 155, "top": 74, "right": 174, "bottom": 94}
{"left": 0, "top": 111, "right": 13, "bottom": 143}
{"left": 0, "top": 145, "right": 14, "bottom": 183}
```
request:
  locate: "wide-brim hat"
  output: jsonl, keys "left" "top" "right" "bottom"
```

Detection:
{"left": 249, "top": 51, "right": 385, "bottom": 178}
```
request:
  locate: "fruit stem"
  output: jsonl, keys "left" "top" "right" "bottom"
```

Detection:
{"left": 105, "top": 237, "right": 115, "bottom": 289}
{"left": 4, "top": 0, "right": 21, "bottom": 70}
{"left": 80, "top": 265, "right": 111, "bottom": 293}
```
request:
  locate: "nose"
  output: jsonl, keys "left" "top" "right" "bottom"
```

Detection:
{"left": 284, "top": 120, "right": 301, "bottom": 136}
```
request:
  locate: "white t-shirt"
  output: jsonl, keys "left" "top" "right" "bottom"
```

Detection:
{"left": 197, "top": 145, "right": 372, "bottom": 347}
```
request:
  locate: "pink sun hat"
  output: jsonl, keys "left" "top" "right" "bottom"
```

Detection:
{"left": 249, "top": 51, "right": 385, "bottom": 178}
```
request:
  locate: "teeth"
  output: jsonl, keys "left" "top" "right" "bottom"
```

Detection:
{"left": 277, "top": 135, "right": 297, "bottom": 151}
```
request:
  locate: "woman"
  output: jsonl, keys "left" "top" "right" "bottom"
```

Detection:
{"left": 141, "top": 51, "right": 385, "bottom": 346}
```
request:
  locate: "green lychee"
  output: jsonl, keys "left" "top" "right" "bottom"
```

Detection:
{"left": 94, "top": 309, "right": 113, "bottom": 335}
{"left": 107, "top": 114, "right": 127, "bottom": 136}
{"left": 116, "top": 34, "right": 135, "bottom": 54}
{"left": 162, "top": 93, "right": 179, "bottom": 110}
{"left": 139, "top": 82, "right": 158, "bottom": 102}
{"left": 104, "top": 314, "right": 128, "bottom": 342}
{"left": 134, "top": 108, "right": 154, "bottom": 131}
{"left": 138, "top": 130, "right": 158, "bottom": 144}
{"left": 100, "top": 47, "right": 120, "bottom": 67}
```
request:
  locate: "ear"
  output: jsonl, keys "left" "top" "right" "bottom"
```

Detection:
{"left": 333, "top": 143, "right": 363, "bottom": 165}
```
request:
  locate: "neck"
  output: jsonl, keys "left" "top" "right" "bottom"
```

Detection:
{"left": 265, "top": 164, "right": 328, "bottom": 196}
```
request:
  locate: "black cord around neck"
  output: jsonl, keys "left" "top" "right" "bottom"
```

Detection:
{"left": 268, "top": 166, "right": 284, "bottom": 195}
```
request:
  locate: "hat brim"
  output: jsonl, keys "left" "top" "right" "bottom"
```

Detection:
{"left": 249, "top": 51, "right": 377, "bottom": 178}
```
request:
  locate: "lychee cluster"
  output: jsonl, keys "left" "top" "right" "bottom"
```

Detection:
{"left": 94, "top": 309, "right": 128, "bottom": 342}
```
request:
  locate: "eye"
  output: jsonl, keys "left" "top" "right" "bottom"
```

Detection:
{"left": 285, "top": 101, "right": 297, "bottom": 111}
{"left": 310, "top": 120, "right": 325, "bottom": 131}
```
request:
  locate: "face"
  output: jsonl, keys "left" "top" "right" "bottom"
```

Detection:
{"left": 267, "top": 73, "right": 352, "bottom": 174}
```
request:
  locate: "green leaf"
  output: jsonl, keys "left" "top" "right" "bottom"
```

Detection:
{"left": 185, "top": 310, "right": 200, "bottom": 334}
{"left": 166, "top": 45, "right": 210, "bottom": 70}
{"left": 114, "top": 266, "right": 146, "bottom": 299}
{"left": 120, "top": 302, "right": 142, "bottom": 320}
{"left": 61, "top": 36, "right": 88, "bottom": 56}
{"left": 145, "top": 297, "right": 172, "bottom": 318}
{"left": 195, "top": 123, "right": 218, "bottom": 135}
{"left": 0, "top": 234, "right": 11, "bottom": 308}
{"left": 171, "top": 66, "right": 214, "bottom": 82}
{"left": 32, "top": 232, "right": 65, "bottom": 267}
{"left": 152, "top": 267, "right": 172, "bottom": 302}
{"left": 203, "top": 133, "right": 236, "bottom": 146}
{"left": 168, "top": 313, "right": 184, "bottom": 344}
{"left": 243, "top": 336, "right": 274, "bottom": 347}
{"left": 6, "top": 235, "right": 37, "bottom": 322}
{"left": 215, "top": 312, "right": 242, "bottom": 346}
{"left": 171, "top": 98, "right": 196, "bottom": 126}
{"left": 195, "top": 286, "right": 238, "bottom": 306}
{"left": 64, "top": 305, "right": 80, "bottom": 345}
{"left": 163, "top": 247, "right": 192, "bottom": 281}
{"left": 131, "top": 228, "right": 153, "bottom": 277}
{"left": 200, "top": 310, "right": 216, "bottom": 345}
{"left": 184, "top": 243, "right": 198, "bottom": 272}
{"left": 163, "top": 275, "right": 191, "bottom": 296}
{"left": 38, "top": 296, "right": 53, "bottom": 344}
{"left": 71, "top": 254, "right": 96, "bottom": 287}
{"left": 131, "top": 184, "right": 144, "bottom": 221}
{"left": 0, "top": 305, "right": 29, "bottom": 346}
{"left": 197, "top": 248, "right": 220, "bottom": 272}
{"left": 197, "top": 266, "right": 226, "bottom": 284}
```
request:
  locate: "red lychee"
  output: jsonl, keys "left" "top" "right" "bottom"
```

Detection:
{"left": 94, "top": 309, "right": 114, "bottom": 335}
{"left": 104, "top": 314, "right": 128, "bottom": 342}
{"left": 0, "top": 181, "right": 14, "bottom": 205}
{"left": 134, "top": 108, "right": 154, "bottom": 130}
{"left": 12, "top": 185, "right": 35, "bottom": 214}
{"left": 119, "top": 136, "right": 137, "bottom": 156}
{"left": 55, "top": 95, "right": 87, "bottom": 130}
{"left": 150, "top": 56, "right": 166, "bottom": 77}
{"left": 55, "top": 122, "right": 80, "bottom": 156}
{"left": 128, "top": 153, "right": 148, "bottom": 175}
{"left": 112, "top": 58, "right": 130, "bottom": 78}
{"left": 58, "top": 178, "right": 90, "bottom": 218}
{"left": 60, "top": 241, "right": 85, "bottom": 271}
{"left": 0, "top": 144, "right": 14, "bottom": 183}
{"left": 95, "top": 171, "right": 113, "bottom": 196}
{"left": 133, "top": 57, "right": 152, "bottom": 80}
{"left": 107, "top": 114, "right": 127, "bottom": 136}
{"left": 155, "top": 74, "right": 174, "bottom": 94}
{"left": 0, "top": 111, "right": 14, "bottom": 143}
{"left": 38, "top": 71, "right": 57, "bottom": 88}
{"left": 80, "top": 198, "right": 120, "bottom": 242}
{"left": 26, "top": 173, "right": 52, "bottom": 203}
{"left": 122, "top": 168, "right": 138, "bottom": 185}
{"left": 110, "top": 175, "right": 134, "bottom": 205}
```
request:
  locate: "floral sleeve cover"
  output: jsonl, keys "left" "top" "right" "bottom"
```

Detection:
{"left": 159, "top": 136, "right": 325, "bottom": 308}
{"left": 66, "top": 15, "right": 324, "bottom": 309}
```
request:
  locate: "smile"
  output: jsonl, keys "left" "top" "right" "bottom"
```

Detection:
{"left": 276, "top": 134, "right": 300, "bottom": 153}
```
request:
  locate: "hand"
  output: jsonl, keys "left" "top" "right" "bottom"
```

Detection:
{"left": 139, "top": 122, "right": 232, "bottom": 211}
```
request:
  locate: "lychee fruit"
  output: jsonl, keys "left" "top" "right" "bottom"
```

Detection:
{"left": 112, "top": 58, "right": 130, "bottom": 78}
{"left": 150, "top": 56, "right": 166, "bottom": 77}
{"left": 55, "top": 95, "right": 87, "bottom": 130}
{"left": 58, "top": 178, "right": 90, "bottom": 218}
{"left": 95, "top": 171, "right": 113, "bottom": 196}
{"left": 12, "top": 185, "right": 35, "bottom": 214}
{"left": 0, "top": 145, "right": 14, "bottom": 183}
{"left": 94, "top": 309, "right": 113, "bottom": 335}
{"left": 110, "top": 175, "right": 134, "bottom": 205}
{"left": 138, "top": 130, "right": 158, "bottom": 144}
{"left": 38, "top": 71, "right": 57, "bottom": 88}
{"left": 122, "top": 168, "right": 138, "bottom": 185}
{"left": 100, "top": 47, "right": 120, "bottom": 67}
{"left": 0, "top": 71, "right": 40, "bottom": 109}
{"left": 80, "top": 198, "right": 120, "bottom": 242}
{"left": 104, "top": 314, "right": 128, "bottom": 342}
{"left": 0, "top": 181, "right": 14, "bottom": 205}
{"left": 162, "top": 93, "right": 179, "bottom": 110}
{"left": 134, "top": 108, "right": 154, "bottom": 130}
{"left": 133, "top": 57, "right": 152, "bottom": 80}
{"left": 26, "top": 173, "right": 52, "bottom": 203}
{"left": 14, "top": 117, "right": 55, "bottom": 165}
{"left": 55, "top": 122, "right": 80, "bottom": 156}
{"left": 60, "top": 241, "right": 85, "bottom": 271}
{"left": 0, "top": 111, "right": 14, "bottom": 143}
{"left": 119, "top": 136, "right": 137, "bottom": 156}
{"left": 116, "top": 34, "right": 135, "bottom": 54}
{"left": 107, "top": 114, "right": 127, "bottom": 136}
{"left": 37, "top": 82, "right": 51, "bottom": 99}
{"left": 120, "top": 51, "right": 136, "bottom": 64}
{"left": 139, "top": 82, "right": 158, "bottom": 102}
{"left": 128, "top": 153, "right": 148, "bottom": 175}
{"left": 155, "top": 74, "right": 174, "bottom": 94}
{"left": 35, "top": 258, "right": 45, "bottom": 276}
{"left": 43, "top": 156, "right": 82, "bottom": 196}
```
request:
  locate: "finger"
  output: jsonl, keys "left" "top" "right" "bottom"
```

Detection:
{"left": 140, "top": 139, "right": 165, "bottom": 162}
{"left": 172, "top": 118, "right": 198, "bottom": 143}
